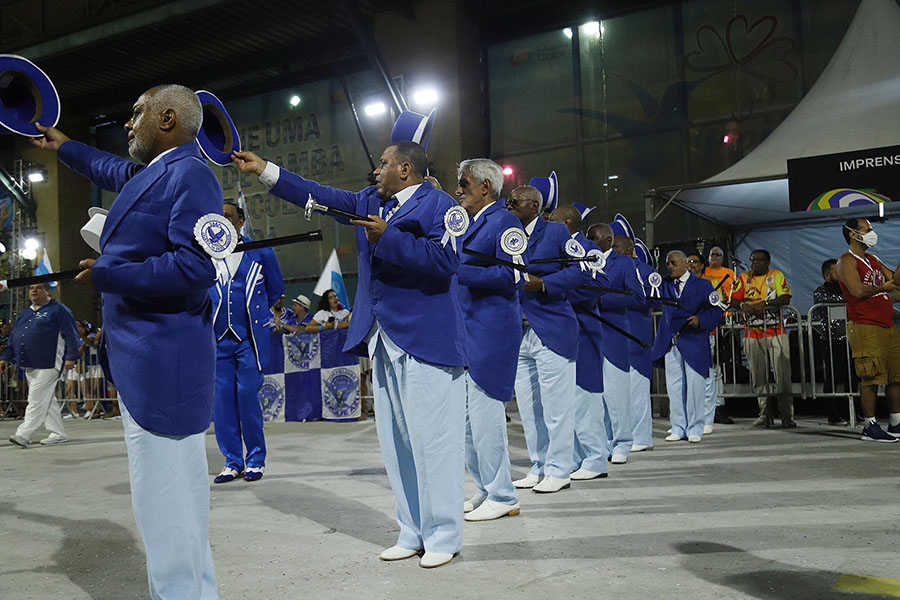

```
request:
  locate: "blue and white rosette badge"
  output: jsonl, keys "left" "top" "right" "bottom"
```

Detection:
{"left": 442, "top": 205, "right": 469, "bottom": 252}
{"left": 500, "top": 227, "right": 529, "bottom": 283}
{"left": 194, "top": 213, "right": 238, "bottom": 260}
{"left": 586, "top": 249, "right": 606, "bottom": 279}
{"left": 709, "top": 289, "right": 728, "bottom": 310}
{"left": 565, "top": 238, "right": 587, "bottom": 271}
{"left": 648, "top": 272, "right": 663, "bottom": 298}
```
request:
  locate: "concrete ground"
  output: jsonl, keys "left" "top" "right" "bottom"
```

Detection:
{"left": 2, "top": 414, "right": 900, "bottom": 600}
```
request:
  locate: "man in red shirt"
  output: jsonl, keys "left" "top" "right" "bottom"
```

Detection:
{"left": 836, "top": 218, "right": 900, "bottom": 442}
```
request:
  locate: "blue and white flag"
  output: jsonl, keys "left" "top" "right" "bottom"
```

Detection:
{"left": 236, "top": 190, "right": 254, "bottom": 240}
{"left": 34, "top": 249, "right": 56, "bottom": 289}
{"left": 314, "top": 248, "right": 350, "bottom": 310}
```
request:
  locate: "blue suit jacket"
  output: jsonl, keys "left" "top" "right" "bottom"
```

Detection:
{"left": 269, "top": 170, "right": 467, "bottom": 367}
{"left": 598, "top": 250, "right": 646, "bottom": 371}
{"left": 519, "top": 218, "right": 584, "bottom": 361}
{"left": 565, "top": 233, "right": 610, "bottom": 392}
{"left": 58, "top": 141, "right": 220, "bottom": 436}
{"left": 457, "top": 202, "right": 524, "bottom": 401}
{"left": 210, "top": 241, "right": 284, "bottom": 370}
{"left": 626, "top": 259, "right": 659, "bottom": 379}
{"left": 651, "top": 273, "right": 724, "bottom": 376}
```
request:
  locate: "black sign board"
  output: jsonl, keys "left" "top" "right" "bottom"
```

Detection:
{"left": 788, "top": 144, "right": 900, "bottom": 213}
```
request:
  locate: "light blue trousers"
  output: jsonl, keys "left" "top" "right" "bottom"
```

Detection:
{"left": 214, "top": 335, "right": 266, "bottom": 471}
{"left": 665, "top": 346, "right": 706, "bottom": 439}
{"left": 120, "top": 402, "right": 217, "bottom": 600}
{"left": 629, "top": 368, "right": 653, "bottom": 448}
{"left": 573, "top": 385, "right": 609, "bottom": 474}
{"left": 602, "top": 360, "right": 634, "bottom": 457}
{"left": 465, "top": 374, "right": 518, "bottom": 505}
{"left": 515, "top": 327, "right": 576, "bottom": 479}
{"left": 704, "top": 334, "right": 724, "bottom": 426}
{"left": 372, "top": 339, "right": 466, "bottom": 554}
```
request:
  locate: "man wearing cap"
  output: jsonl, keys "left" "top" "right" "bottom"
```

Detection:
{"left": 232, "top": 140, "right": 466, "bottom": 569}
{"left": 455, "top": 158, "right": 523, "bottom": 521}
{"left": 550, "top": 205, "right": 612, "bottom": 481}
{"left": 652, "top": 251, "right": 724, "bottom": 443}
{"left": 34, "top": 85, "right": 220, "bottom": 598}
{"left": 277, "top": 295, "right": 313, "bottom": 333}
{"left": 507, "top": 186, "right": 584, "bottom": 494}
{"left": 210, "top": 201, "right": 284, "bottom": 484}
{"left": 586, "top": 221, "right": 645, "bottom": 463}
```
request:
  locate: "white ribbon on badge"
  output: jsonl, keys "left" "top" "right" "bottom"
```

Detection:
{"left": 647, "top": 272, "right": 663, "bottom": 298}
{"left": 442, "top": 206, "right": 469, "bottom": 253}
{"left": 565, "top": 238, "right": 587, "bottom": 271}
{"left": 586, "top": 249, "right": 606, "bottom": 279}
{"left": 500, "top": 227, "right": 529, "bottom": 283}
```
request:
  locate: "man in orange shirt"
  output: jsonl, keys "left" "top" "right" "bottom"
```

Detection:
{"left": 703, "top": 247, "right": 735, "bottom": 426}
{"left": 730, "top": 249, "right": 795, "bottom": 428}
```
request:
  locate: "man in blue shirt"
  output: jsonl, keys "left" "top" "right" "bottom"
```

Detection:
{"left": 2, "top": 283, "right": 79, "bottom": 447}
{"left": 277, "top": 295, "right": 313, "bottom": 333}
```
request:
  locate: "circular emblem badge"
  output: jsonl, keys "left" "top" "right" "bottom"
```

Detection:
{"left": 443, "top": 205, "right": 470, "bottom": 237}
{"left": 322, "top": 367, "right": 361, "bottom": 419}
{"left": 286, "top": 332, "right": 320, "bottom": 370}
{"left": 648, "top": 272, "right": 663, "bottom": 288}
{"left": 709, "top": 290, "right": 722, "bottom": 306}
{"left": 194, "top": 213, "right": 238, "bottom": 259}
{"left": 565, "top": 238, "right": 585, "bottom": 258}
{"left": 500, "top": 227, "right": 527, "bottom": 256}
{"left": 260, "top": 376, "right": 285, "bottom": 422}
{"left": 586, "top": 249, "right": 605, "bottom": 272}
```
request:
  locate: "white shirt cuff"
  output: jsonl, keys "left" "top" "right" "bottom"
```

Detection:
{"left": 259, "top": 161, "right": 280, "bottom": 188}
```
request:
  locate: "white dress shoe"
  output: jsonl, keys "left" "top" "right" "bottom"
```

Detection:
{"left": 688, "top": 435, "right": 702, "bottom": 443}
{"left": 703, "top": 425, "right": 714, "bottom": 434}
{"left": 665, "top": 433, "right": 683, "bottom": 442}
{"left": 464, "top": 499, "right": 520, "bottom": 521}
{"left": 463, "top": 493, "right": 486, "bottom": 513}
{"left": 610, "top": 453, "right": 627, "bottom": 464}
{"left": 631, "top": 444, "right": 652, "bottom": 452}
{"left": 532, "top": 476, "right": 570, "bottom": 493}
{"left": 39, "top": 434, "right": 69, "bottom": 446}
{"left": 513, "top": 473, "right": 540, "bottom": 489}
{"left": 570, "top": 467, "right": 608, "bottom": 481}
{"left": 419, "top": 551, "right": 458, "bottom": 568}
{"left": 380, "top": 545, "right": 421, "bottom": 561}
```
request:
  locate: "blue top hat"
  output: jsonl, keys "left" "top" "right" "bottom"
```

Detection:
{"left": 634, "top": 237, "right": 652, "bottom": 266}
{"left": 0, "top": 55, "right": 60, "bottom": 137}
{"left": 529, "top": 171, "right": 558, "bottom": 214}
{"left": 391, "top": 108, "right": 436, "bottom": 151}
{"left": 572, "top": 202, "right": 595, "bottom": 220}
{"left": 196, "top": 90, "right": 240, "bottom": 166}
{"left": 612, "top": 213, "right": 635, "bottom": 240}
{"left": 610, "top": 220, "right": 629, "bottom": 238}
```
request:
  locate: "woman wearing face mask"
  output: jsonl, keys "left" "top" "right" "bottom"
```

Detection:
{"left": 836, "top": 218, "right": 900, "bottom": 442}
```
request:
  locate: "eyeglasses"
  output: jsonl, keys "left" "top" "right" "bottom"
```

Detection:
{"left": 709, "top": 252, "right": 723, "bottom": 256}
{"left": 505, "top": 197, "right": 521, "bottom": 209}
{"left": 688, "top": 259, "right": 701, "bottom": 264}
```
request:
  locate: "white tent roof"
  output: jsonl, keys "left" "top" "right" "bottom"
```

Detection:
{"left": 655, "top": 0, "right": 900, "bottom": 228}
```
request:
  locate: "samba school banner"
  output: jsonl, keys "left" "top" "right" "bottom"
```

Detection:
{"left": 259, "top": 326, "right": 361, "bottom": 422}
{"left": 788, "top": 145, "right": 899, "bottom": 213}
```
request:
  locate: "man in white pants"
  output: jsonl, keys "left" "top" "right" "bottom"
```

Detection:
{"left": 3, "top": 283, "right": 80, "bottom": 447}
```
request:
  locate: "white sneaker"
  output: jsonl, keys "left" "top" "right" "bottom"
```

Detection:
{"left": 512, "top": 473, "right": 540, "bottom": 489}
{"left": 464, "top": 499, "right": 520, "bottom": 521}
{"left": 703, "top": 425, "right": 714, "bottom": 434}
{"left": 380, "top": 545, "right": 420, "bottom": 561}
{"left": 532, "top": 476, "right": 570, "bottom": 493}
{"left": 688, "top": 435, "right": 702, "bottom": 443}
{"left": 666, "top": 427, "right": 672, "bottom": 434}
{"left": 39, "top": 434, "right": 69, "bottom": 445}
{"left": 419, "top": 552, "right": 457, "bottom": 568}
{"left": 631, "top": 444, "right": 652, "bottom": 452}
{"left": 463, "top": 493, "right": 486, "bottom": 513}
{"left": 664, "top": 433, "right": 683, "bottom": 441}
{"left": 570, "top": 467, "right": 608, "bottom": 481}
{"left": 610, "top": 453, "right": 627, "bottom": 464}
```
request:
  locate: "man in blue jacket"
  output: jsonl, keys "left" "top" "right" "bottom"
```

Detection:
{"left": 210, "top": 201, "right": 284, "bottom": 484}
{"left": 651, "top": 251, "right": 725, "bottom": 442}
{"left": 550, "top": 206, "right": 612, "bottom": 481}
{"left": 232, "top": 141, "right": 466, "bottom": 569}
{"left": 2, "top": 283, "right": 79, "bottom": 447}
{"left": 34, "top": 84, "right": 220, "bottom": 599}
{"left": 455, "top": 159, "right": 523, "bottom": 521}
{"left": 587, "top": 223, "right": 646, "bottom": 464}
{"left": 507, "top": 186, "right": 584, "bottom": 494}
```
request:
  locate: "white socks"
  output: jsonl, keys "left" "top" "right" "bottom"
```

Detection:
{"left": 865, "top": 417, "right": 877, "bottom": 425}
{"left": 889, "top": 413, "right": 900, "bottom": 426}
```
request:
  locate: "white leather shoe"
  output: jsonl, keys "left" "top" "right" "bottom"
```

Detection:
{"left": 513, "top": 473, "right": 540, "bottom": 489}
{"left": 532, "top": 476, "right": 570, "bottom": 493}
{"left": 380, "top": 545, "right": 420, "bottom": 561}
{"left": 688, "top": 435, "right": 702, "bottom": 443}
{"left": 666, "top": 427, "right": 672, "bottom": 434}
{"left": 665, "top": 433, "right": 683, "bottom": 442}
{"left": 464, "top": 499, "right": 520, "bottom": 521}
{"left": 610, "top": 453, "right": 627, "bottom": 464}
{"left": 631, "top": 444, "right": 652, "bottom": 452}
{"left": 463, "top": 493, "right": 486, "bottom": 513}
{"left": 39, "top": 434, "right": 68, "bottom": 445}
{"left": 570, "top": 468, "right": 608, "bottom": 481}
{"left": 703, "top": 425, "right": 714, "bottom": 434}
{"left": 419, "top": 551, "right": 458, "bottom": 568}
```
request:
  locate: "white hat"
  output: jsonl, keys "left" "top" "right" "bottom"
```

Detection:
{"left": 291, "top": 294, "right": 311, "bottom": 309}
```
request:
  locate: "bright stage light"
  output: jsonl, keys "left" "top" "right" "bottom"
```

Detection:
{"left": 21, "top": 248, "right": 36, "bottom": 260}
{"left": 364, "top": 102, "right": 386, "bottom": 117}
{"left": 27, "top": 171, "right": 44, "bottom": 183}
{"left": 289, "top": 95, "right": 301, "bottom": 107}
{"left": 502, "top": 166, "right": 514, "bottom": 176}
{"left": 563, "top": 27, "right": 573, "bottom": 39}
{"left": 583, "top": 22, "right": 601, "bottom": 38}
{"left": 412, "top": 88, "right": 439, "bottom": 106}
{"left": 24, "top": 237, "right": 40, "bottom": 251}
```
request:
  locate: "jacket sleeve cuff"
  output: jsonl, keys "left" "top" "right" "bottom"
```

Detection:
{"left": 259, "top": 161, "right": 280, "bottom": 188}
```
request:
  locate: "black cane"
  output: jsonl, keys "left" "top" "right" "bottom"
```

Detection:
{"left": 574, "top": 308, "right": 649, "bottom": 348}
{"left": 530, "top": 256, "right": 599, "bottom": 265}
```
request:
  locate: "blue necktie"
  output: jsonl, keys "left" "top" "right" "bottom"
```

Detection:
{"left": 382, "top": 197, "right": 398, "bottom": 220}
{"left": 675, "top": 279, "right": 682, "bottom": 298}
